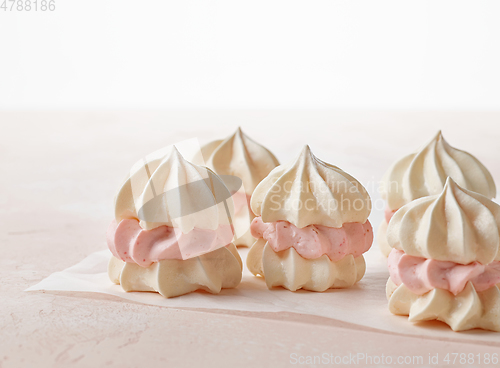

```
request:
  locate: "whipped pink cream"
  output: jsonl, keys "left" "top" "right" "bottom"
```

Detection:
{"left": 107, "top": 219, "right": 234, "bottom": 267}
{"left": 388, "top": 249, "right": 500, "bottom": 295}
{"left": 250, "top": 217, "right": 373, "bottom": 262}
{"left": 231, "top": 191, "right": 251, "bottom": 215}
{"left": 384, "top": 206, "right": 398, "bottom": 223}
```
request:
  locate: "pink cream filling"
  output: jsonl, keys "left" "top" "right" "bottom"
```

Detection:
{"left": 384, "top": 206, "right": 398, "bottom": 223}
{"left": 231, "top": 191, "right": 252, "bottom": 215}
{"left": 107, "top": 219, "right": 234, "bottom": 267}
{"left": 250, "top": 216, "right": 373, "bottom": 262}
{"left": 388, "top": 248, "right": 500, "bottom": 295}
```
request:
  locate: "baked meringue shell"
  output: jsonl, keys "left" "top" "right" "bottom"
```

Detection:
{"left": 387, "top": 177, "right": 500, "bottom": 264}
{"left": 109, "top": 244, "right": 242, "bottom": 298}
{"left": 251, "top": 145, "right": 371, "bottom": 229}
{"left": 386, "top": 278, "right": 500, "bottom": 332}
{"left": 381, "top": 131, "right": 496, "bottom": 210}
{"left": 114, "top": 147, "right": 234, "bottom": 234}
{"left": 247, "top": 239, "right": 366, "bottom": 292}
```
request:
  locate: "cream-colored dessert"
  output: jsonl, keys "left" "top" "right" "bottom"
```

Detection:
{"left": 386, "top": 177, "right": 500, "bottom": 331}
{"left": 379, "top": 131, "right": 496, "bottom": 256}
{"left": 107, "top": 146, "right": 242, "bottom": 298}
{"left": 195, "top": 127, "right": 279, "bottom": 247}
{"left": 247, "top": 145, "right": 373, "bottom": 291}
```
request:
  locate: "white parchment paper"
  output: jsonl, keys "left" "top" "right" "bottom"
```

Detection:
{"left": 26, "top": 245, "right": 500, "bottom": 345}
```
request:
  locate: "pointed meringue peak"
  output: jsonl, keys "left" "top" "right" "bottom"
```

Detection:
{"left": 114, "top": 145, "right": 234, "bottom": 234}
{"left": 163, "top": 145, "right": 188, "bottom": 167}
{"left": 300, "top": 144, "right": 312, "bottom": 156}
{"left": 251, "top": 146, "right": 372, "bottom": 228}
{"left": 382, "top": 131, "right": 496, "bottom": 210}
{"left": 284, "top": 145, "right": 314, "bottom": 170}
{"left": 441, "top": 176, "right": 458, "bottom": 193}
{"left": 287, "top": 145, "right": 329, "bottom": 175}
{"left": 424, "top": 130, "right": 446, "bottom": 150}
{"left": 229, "top": 126, "right": 246, "bottom": 145}
{"left": 169, "top": 145, "right": 183, "bottom": 159}
{"left": 198, "top": 128, "right": 280, "bottom": 194}
{"left": 387, "top": 175, "right": 500, "bottom": 265}
{"left": 297, "top": 145, "right": 313, "bottom": 161}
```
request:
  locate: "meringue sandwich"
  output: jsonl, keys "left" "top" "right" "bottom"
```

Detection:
{"left": 247, "top": 146, "right": 373, "bottom": 292}
{"left": 196, "top": 127, "right": 280, "bottom": 247}
{"left": 107, "top": 147, "right": 242, "bottom": 298}
{"left": 386, "top": 178, "right": 500, "bottom": 332}
{"left": 379, "top": 131, "right": 496, "bottom": 256}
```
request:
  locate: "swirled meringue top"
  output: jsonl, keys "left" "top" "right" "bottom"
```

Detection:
{"left": 381, "top": 131, "right": 496, "bottom": 210}
{"left": 114, "top": 146, "right": 233, "bottom": 234}
{"left": 200, "top": 127, "right": 279, "bottom": 194}
{"left": 251, "top": 145, "right": 371, "bottom": 228}
{"left": 387, "top": 177, "right": 500, "bottom": 265}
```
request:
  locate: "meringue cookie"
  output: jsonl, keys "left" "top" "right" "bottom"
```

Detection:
{"left": 108, "top": 146, "right": 242, "bottom": 297}
{"left": 379, "top": 131, "right": 496, "bottom": 257}
{"left": 387, "top": 177, "right": 500, "bottom": 264}
{"left": 381, "top": 130, "right": 496, "bottom": 211}
{"left": 251, "top": 145, "right": 371, "bottom": 229}
{"left": 386, "top": 178, "right": 500, "bottom": 331}
{"left": 247, "top": 146, "right": 372, "bottom": 291}
{"left": 197, "top": 127, "right": 280, "bottom": 247}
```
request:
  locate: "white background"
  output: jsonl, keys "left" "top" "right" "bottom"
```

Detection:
{"left": 1, "top": 0, "right": 500, "bottom": 110}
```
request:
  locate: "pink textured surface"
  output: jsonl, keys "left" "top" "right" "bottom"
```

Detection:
{"left": 388, "top": 249, "right": 500, "bottom": 295}
{"left": 107, "top": 219, "right": 233, "bottom": 265}
{"left": 3, "top": 111, "right": 500, "bottom": 368}
{"left": 385, "top": 206, "right": 398, "bottom": 223}
{"left": 232, "top": 191, "right": 252, "bottom": 215}
{"left": 251, "top": 216, "right": 373, "bottom": 261}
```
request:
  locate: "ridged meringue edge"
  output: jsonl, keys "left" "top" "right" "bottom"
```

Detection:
{"left": 251, "top": 145, "right": 371, "bottom": 228}
{"left": 247, "top": 239, "right": 366, "bottom": 291}
{"left": 201, "top": 127, "right": 280, "bottom": 194}
{"left": 381, "top": 131, "right": 496, "bottom": 210}
{"left": 377, "top": 219, "right": 392, "bottom": 257}
{"left": 387, "top": 177, "right": 500, "bottom": 264}
{"left": 231, "top": 210, "right": 255, "bottom": 247}
{"left": 109, "top": 244, "right": 242, "bottom": 298}
{"left": 114, "top": 146, "right": 234, "bottom": 234}
{"left": 386, "top": 278, "right": 500, "bottom": 332}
